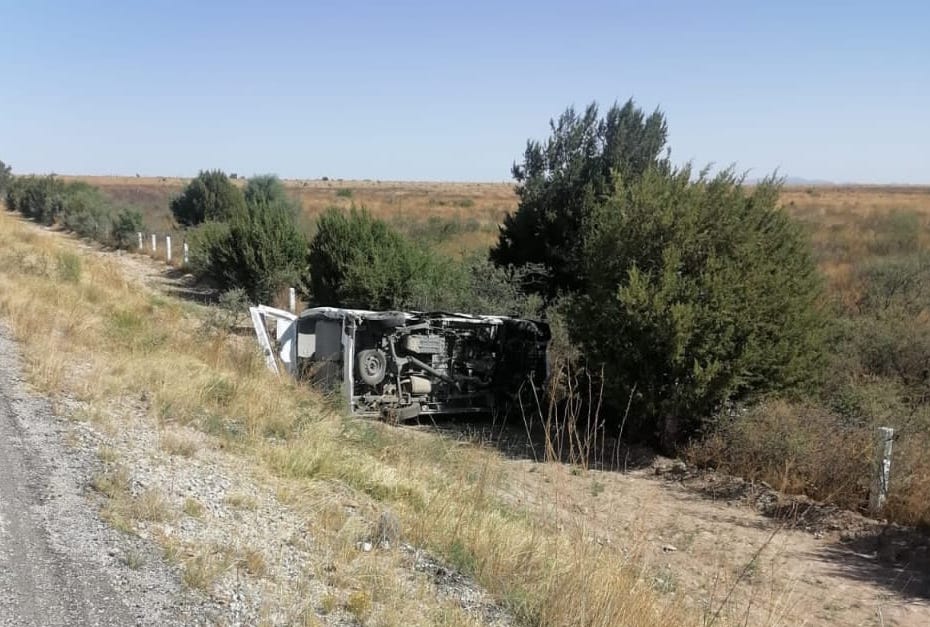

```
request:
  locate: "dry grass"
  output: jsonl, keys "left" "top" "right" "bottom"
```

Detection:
{"left": 61, "top": 175, "right": 930, "bottom": 273}
{"left": 183, "top": 497, "right": 205, "bottom": 518}
{"left": 0, "top": 208, "right": 693, "bottom": 624}
{"left": 224, "top": 492, "right": 258, "bottom": 510}
{"left": 238, "top": 547, "right": 268, "bottom": 577}
{"left": 159, "top": 430, "right": 198, "bottom": 457}
{"left": 182, "top": 546, "right": 234, "bottom": 592}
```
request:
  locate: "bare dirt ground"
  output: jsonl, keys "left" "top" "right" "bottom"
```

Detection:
{"left": 37, "top": 227, "right": 930, "bottom": 625}
{"left": 499, "top": 459, "right": 930, "bottom": 626}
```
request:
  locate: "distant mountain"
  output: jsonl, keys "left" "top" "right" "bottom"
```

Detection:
{"left": 780, "top": 176, "right": 835, "bottom": 186}
{"left": 745, "top": 175, "right": 835, "bottom": 186}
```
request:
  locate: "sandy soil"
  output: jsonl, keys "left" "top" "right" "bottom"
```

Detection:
{"left": 500, "top": 458, "right": 930, "bottom": 626}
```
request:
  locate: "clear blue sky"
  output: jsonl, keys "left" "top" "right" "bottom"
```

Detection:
{"left": 2, "top": 1, "right": 927, "bottom": 183}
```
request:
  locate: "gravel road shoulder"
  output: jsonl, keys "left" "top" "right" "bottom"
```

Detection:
{"left": 0, "top": 324, "right": 208, "bottom": 626}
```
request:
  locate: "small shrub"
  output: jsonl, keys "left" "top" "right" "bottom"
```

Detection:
{"left": 160, "top": 431, "right": 198, "bottom": 457}
{"left": 130, "top": 489, "right": 172, "bottom": 522}
{"left": 196, "top": 200, "right": 307, "bottom": 303}
{"left": 306, "top": 208, "right": 538, "bottom": 314}
{"left": 320, "top": 594, "right": 337, "bottom": 614}
{"left": 110, "top": 208, "right": 144, "bottom": 249}
{"left": 224, "top": 492, "right": 258, "bottom": 510}
{"left": 245, "top": 174, "right": 300, "bottom": 216}
{"left": 186, "top": 221, "right": 231, "bottom": 277}
{"left": 690, "top": 399, "right": 871, "bottom": 507}
{"left": 0, "top": 159, "right": 11, "bottom": 197}
{"left": 345, "top": 591, "right": 372, "bottom": 620}
{"left": 183, "top": 550, "right": 230, "bottom": 592}
{"left": 91, "top": 466, "right": 131, "bottom": 498}
{"left": 335, "top": 188, "right": 353, "bottom": 198}
{"left": 239, "top": 548, "right": 267, "bottom": 576}
{"left": 183, "top": 497, "right": 205, "bottom": 518}
{"left": 171, "top": 170, "right": 245, "bottom": 226}
{"left": 123, "top": 550, "right": 145, "bottom": 570}
{"left": 56, "top": 252, "right": 82, "bottom": 283}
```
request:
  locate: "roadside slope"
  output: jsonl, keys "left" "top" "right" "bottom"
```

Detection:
{"left": 0, "top": 326, "right": 200, "bottom": 626}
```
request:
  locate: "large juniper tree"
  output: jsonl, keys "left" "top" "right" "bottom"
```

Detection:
{"left": 491, "top": 99, "right": 669, "bottom": 297}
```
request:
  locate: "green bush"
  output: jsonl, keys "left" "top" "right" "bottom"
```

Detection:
{"left": 170, "top": 170, "right": 245, "bottom": 226}
{"left": 186, "top": 221, "right": 231, "bottom": 277}
{"left": 110, "top": 208, "right": 145, "bottom": 249}
{"left": 244, "top": 175, "right": 300, "bottom": 217}
{"left": 306, "top": 208, "right": 539, "bottom": 315}
{"left": 492, "top": 99, "right": 669, "bottom": 297}
{"left": 0, "top": 159, "right": 11, "bottom": 198}
{"left": 574, "top": 168, "right": 827, "bottom": 447}
{"left": 194, "top": 201, "right": 307, "bottom": 303}
{"left": 306, "top": 207, "right": 422, "bottom": 309}
{"left": 11, "top": 176, "right": 69, "bottom": 224}
{"left": 60, "top": 184, "right": 113, "bottom": 241}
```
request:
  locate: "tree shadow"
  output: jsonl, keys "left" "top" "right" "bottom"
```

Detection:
{"left": 677, "top": 471, "right": 930, "bottom": 601}
{"left": 155, "top": 267, "right": 219, "bottom": 305}
{"left": 814, "top": 525, "right": 930, "bottom": 600}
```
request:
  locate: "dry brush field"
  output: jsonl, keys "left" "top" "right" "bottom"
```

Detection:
{"left": 62, "top": 175, "right": 930, "bottom": 275}
{"left": 3, "top": 206, "right": 930, "bottom": 625}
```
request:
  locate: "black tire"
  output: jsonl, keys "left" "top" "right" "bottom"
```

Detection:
{"left": 357, "top": 349, "right": 388, "bottom": 385}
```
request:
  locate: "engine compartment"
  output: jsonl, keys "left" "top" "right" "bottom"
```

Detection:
{"left": 292, "top": 308, "right": 550, "bottom": 421}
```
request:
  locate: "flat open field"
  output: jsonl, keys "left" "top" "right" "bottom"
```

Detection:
{"left": 57, "top": 176, "right": 930, "bottom": 283}
{"left": 62, "top": 175, "right": 930, "bottom": 223}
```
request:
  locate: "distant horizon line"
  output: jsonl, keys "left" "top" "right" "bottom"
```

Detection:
{"left": 12, "top": 171, "right": 930, "bottom": 189}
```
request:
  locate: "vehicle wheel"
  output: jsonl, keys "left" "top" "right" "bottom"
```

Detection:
{"left": 357, "top": 349, "right": 387, "bottom": 385}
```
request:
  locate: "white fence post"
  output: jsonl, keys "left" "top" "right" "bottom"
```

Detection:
{"left": 183, "top": 242, "right": 189, "bottom": 265}
{"left": 137, "top": 232, "right": 143, "bottom": 250}
{"left": 869, "top": 426, "right": 894, "bottom": 515}
{"left": 288, "top": 287, "right": 296, "bottom": 313}
{"left": 150, "top": 233, "right": 156, "bottom": 253}
{"left": 166, "top": 235, "right": 172, "bottom": 263}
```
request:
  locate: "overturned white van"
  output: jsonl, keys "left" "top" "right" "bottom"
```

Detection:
{"left": 250, "top": 306, "right": 550, "bottom": 421}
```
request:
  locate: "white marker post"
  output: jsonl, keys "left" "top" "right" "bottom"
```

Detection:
{"left": 869, "top": 426, "right": 894, "bottom": 515}
{"left": 137, "top": 232, "right": 143, "bottom": 250}
{"left": 288, "top": 287, "right": 296, "bottom": 313}
{"left": 183, "top": 242, "right": 189, "bottom": 265}
{"left": 166, "top": 235, "right": 172, "bottom": 263}
{"left": 150, "top": 233, "right": 156, "bottom": 253}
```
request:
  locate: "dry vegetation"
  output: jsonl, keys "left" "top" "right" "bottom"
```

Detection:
{"left": 0, "top": 209, "right": 690, "bottom": 625}
{"left": 8, "top": 179, "right": 930, "bottom": 623}
{"left": 61, "top": 175, "right": 930, "bottom": 264}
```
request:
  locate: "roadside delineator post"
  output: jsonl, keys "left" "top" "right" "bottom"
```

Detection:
{"left": 166, "top": 235, "right": 172, "bottom": 263}
{"left": 137, "top": 232, "right": 143, "bottom": 250}
{"left": 869, "top": 426, "right": 894, "bottom": 515}
{"left": 289, "top": 287, "right": 297, "bottom": 313}
{"left": 150, "top": 233, "right": 156, "bottom": 253}
{"left": 183, "top": 242, "right": 189, "bottom": 265}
